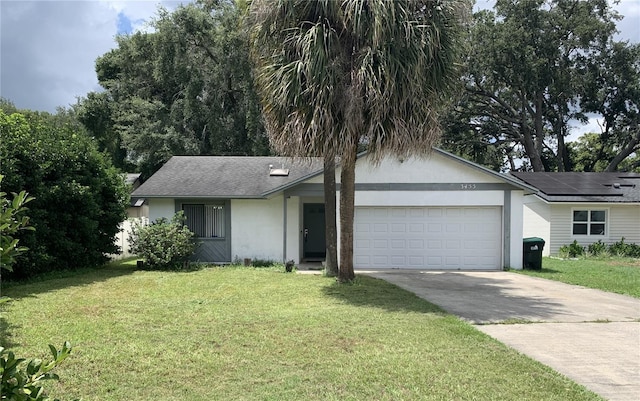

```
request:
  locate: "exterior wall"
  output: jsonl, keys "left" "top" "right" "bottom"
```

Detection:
{"left": 608, "top": 205, "right": 640, "bottom": 245}
{"left": 231, "top": 196, "right": 285, "bottom": 262}
{"left": 522, "top": 196, "right": 552, "bottom": 256}
{"left": 508, "top": 191, "right": 524, "bottom": 269}
{"left": 148, "top": 198, "right": 176, "bottom": 222}
{"left": 548, "top": 203, "right": 640, "bottom": 256}
{"left": 344, "top": 153, "right": 504, "bottom": 184}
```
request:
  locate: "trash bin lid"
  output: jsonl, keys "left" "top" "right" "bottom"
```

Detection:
{"left": 523, "top": 237, "right": 545, "bottom": 244}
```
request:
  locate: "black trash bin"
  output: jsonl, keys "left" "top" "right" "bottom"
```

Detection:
{"left": 523, "top": 237, "right": 545, "bottom": 270}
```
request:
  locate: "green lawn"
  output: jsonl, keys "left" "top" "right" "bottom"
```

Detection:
{"left": 1, "top": 261, "right": 601, "bottom": 401}
{"left": 518, "top": 257, "right": 640, "bottom": 298}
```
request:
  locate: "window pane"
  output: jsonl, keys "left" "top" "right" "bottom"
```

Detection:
{"left": 183, "top": 204, "right": 205, "bottom": 237}
{"left": 206, "top": 205, "right": 224, "bottom": 238}
{"left": 573, "top": 223, "right": 588, "bottom": 235}
{"left": 591, "top": 210, "right": 606, "bottom": 222}
{"left": 590, "top": 224, "right": 605, "bottom": 235}
{"left": 573, "top": 210, "right": 588, "bottom": 222}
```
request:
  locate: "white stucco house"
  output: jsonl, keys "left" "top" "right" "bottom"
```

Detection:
{"left": 131, "top": 149, "right": 535, "bottom": 270}
{"left": 512, "top": 172, "right": 640, "bottom": 256}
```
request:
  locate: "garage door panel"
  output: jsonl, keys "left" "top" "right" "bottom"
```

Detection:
{"left": 354, "top": 206, "right": 502, "bottom": 270}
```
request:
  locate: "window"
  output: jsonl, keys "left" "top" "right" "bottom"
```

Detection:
{"left": 183, "top": 204, "right": 225, "bottom": 238}
{"left": 572, "top": 209, "right": 606, "bottom": 236}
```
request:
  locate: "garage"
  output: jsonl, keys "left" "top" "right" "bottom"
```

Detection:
{"left": 353, "top": 206, "right": 503, "bottom": 270}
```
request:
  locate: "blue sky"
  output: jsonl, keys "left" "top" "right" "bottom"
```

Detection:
{"left": 0, "top": 0, "right": 638, "bottom": 128}
{"left": 117, "top": 12, "right": 135, "bottom": 35}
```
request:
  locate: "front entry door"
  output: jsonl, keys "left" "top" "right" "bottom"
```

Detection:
{"left": 303, "top": 203, "right": 326, "bottom": 260}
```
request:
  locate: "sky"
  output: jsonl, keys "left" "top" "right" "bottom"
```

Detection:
{"left": 1, "top": 0, "right": 639, "bottom": 138}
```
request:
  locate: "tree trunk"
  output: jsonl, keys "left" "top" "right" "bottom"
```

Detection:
{"left": 323, "top": 153, "right": 338, "bottom": 277}
{"left": 557, "top": 130, "right": 566, "bottom": 172}
{"left": 520, "top": 96, "right": 545, "bottom": 171}
{"left": 338, "top": 143, "right": 357, "bottom": 283}
{"left": 606, "top": 128, "right": 640, "bottom": 172}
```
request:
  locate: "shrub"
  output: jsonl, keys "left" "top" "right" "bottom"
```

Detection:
{"left": 0, "top": 342, "right": 75, "bottom": 401}
{"left": 558, "top": 240, "right": 584, "bottom": 258}
{"left": 0, "top": 109, "right": 128, "bottom": 280}
{"left": 560, "top": 238, "right": 640, "bottom": 259}
{"left": 609, "top": 238, "right": 640, "bottom": 258}
{"left": 129, "top": 212, "right": 199, "bottom": 270}
{"left": 587, "top": 240, "right": 609, "bottom": 257}
{"left": 250, "top": 259, "right": 278, "bottom": 268}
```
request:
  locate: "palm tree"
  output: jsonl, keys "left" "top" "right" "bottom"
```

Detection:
{"left": 250, "top": 0, "right": 467, "bottom": 282}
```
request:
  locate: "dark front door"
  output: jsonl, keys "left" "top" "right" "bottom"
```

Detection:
{"left": 303, "top": 203, "right": 326, "bottom": 260}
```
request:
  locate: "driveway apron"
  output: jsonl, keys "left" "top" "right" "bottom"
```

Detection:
{"left": 360, "top": 270, "right": 640, "bottom": 401}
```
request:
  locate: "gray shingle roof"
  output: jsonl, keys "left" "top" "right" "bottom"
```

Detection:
{"left": 132, "top": 156, "right": 323, "bottom": 198}
{"left": 511, "top": 172, "right": 640, "bottom": 203}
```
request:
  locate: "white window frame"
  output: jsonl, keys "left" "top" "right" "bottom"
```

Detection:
{"left": 571, "top": 208, "right": 608, "bottom": 238}
{"left": 182, "top": 203, "right": 225, "bottom": 239}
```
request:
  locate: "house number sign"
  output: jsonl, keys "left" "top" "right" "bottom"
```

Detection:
{"left": 460, "top": 184, "right": 477, "bottom": 190}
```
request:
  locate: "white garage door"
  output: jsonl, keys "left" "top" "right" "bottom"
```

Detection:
{"left": 354, "top": 207, "right": 502, "bottom": 270}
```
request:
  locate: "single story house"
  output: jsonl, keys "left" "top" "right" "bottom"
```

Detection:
{"left": 511, "top": 172, "right": 640, "bottom": 256}
{"left": 132, "top": 149, "right": 535, "bottom": 270}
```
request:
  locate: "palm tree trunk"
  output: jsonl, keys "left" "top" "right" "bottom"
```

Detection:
{"left": 323, "top": 153, "right": 338, "bottom": 277}
{"left": 338, "top": 143, "right": 357, "bottom": 283}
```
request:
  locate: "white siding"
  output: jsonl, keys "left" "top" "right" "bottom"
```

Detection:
{"left": 148, "top": 198, "right": 176, "bottom": 222}
{"left": 548, "top": 204, "right": 640, "bottom": 255}
{"left": 608, "top": 205, "right": 640, "bottom": 245}
{"left": 231, "top": 196, "right": 284, "bottom": 262}
{"left": 522, "top": 196, "right": 552, "bottom": 256}
{"left": 549, "top": 204, "right": 572, "bottom": 256}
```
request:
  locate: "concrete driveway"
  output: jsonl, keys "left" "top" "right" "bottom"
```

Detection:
{"left": 361, "top": 270, "right": 640, "bottom": 401}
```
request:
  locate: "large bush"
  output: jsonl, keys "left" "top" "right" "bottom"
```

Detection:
{"left": 0, "top": 109, "right": 129, "bottom": 279}
{"left": 129, "top": 212, "right": 198, "bottom": 270}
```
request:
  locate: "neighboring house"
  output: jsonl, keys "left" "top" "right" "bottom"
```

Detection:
{"left": 512, "top": 172, "right": 640, "bottom": 256}
{"left": 132, "top": 149, "right": 535, "bottom": 270}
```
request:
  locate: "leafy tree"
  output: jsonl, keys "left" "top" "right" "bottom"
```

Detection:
{"left": 577, "top": 41, "right": 640, "bottom": 172}
{"left": 442, "top": 0, "right": 620, "bottom": 171}
{"left": 250, "top": 0, "right": 467, "bottom": 281}
{"left": 0, "top": 109, "right": 129, "bottom": 279}
{"left": 74, "top": 91, "right": 133, "bottom": 171}
{"left": 93, "top": 1, "right": 269, "bottom": 178}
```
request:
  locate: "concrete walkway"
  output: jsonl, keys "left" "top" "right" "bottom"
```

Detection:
{"left": 360, "top": 270, "right": 640, "bottom": 401}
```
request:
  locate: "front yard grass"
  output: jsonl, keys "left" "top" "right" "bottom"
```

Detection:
{"left": 518, "top": 257, "right": 640, "bottom": 298}
{"left": 1, "top": 261, "right": 601, "bottom": 401}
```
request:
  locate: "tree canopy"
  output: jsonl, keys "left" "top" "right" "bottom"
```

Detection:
{"left": 441, "top": 0, "right": 639, "bottom": 172}
{"left": 86, "top": 0, "right": 268, "bottom": 178}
